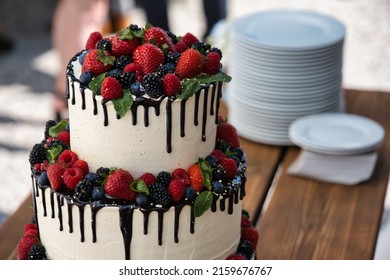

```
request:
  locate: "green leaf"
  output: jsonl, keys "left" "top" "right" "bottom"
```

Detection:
{"left": 198, "top": 72, "right": 232, "bottom": 84}
{"left": 199, "top": 160, "right": 212, "bottom": 191}
{"left": 194, "top": 191, "right": 213, "bottom": 217}
{"left": 49, "top": 120, "right": 68, "bottom": 137}
{"left": 89, "top": 73, "right": 107, "bottom": 96}
{"left": 97, "top": 49, "right": 115, "bottom": 66}
{"left": 118, "top": 27, "right": 145, "bottom": 40}
{"left": 130, "top": 180, "right": 150, "bottom": 195}
{"left": 176, "top": 78, "right": 200, "bottom": 99}
{"left": 46, "top": 145, "right": 63, "bottom": 163}
{"left": 112, "top": 89, "right": 134, "bottom": 117}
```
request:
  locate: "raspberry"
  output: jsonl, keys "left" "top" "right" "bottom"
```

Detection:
{"left": 85, "top": 31, "right": 103, "bottom": 50}
{"left": 101, "top": 76, "right": 123, "bottom": 100}
{"left": 162, "top": 73, "right": 181, "bottom": 96}
{"left": 73, "top": 159, "right": 89, "bottom": 175}
{"left": 181, "top": 32, "right": 199, "bottom": 48}
{"left": 57, "top": 150, "right": 79, "bottom": 168}
{"left": 57, "top": 130, "right": 70, "bottom": 146}
{"left": 203, "top": 51, "right": 221, "bottom": 74}
{"left": 47, "top": 163, "right": 66, "bottom": 191}
{"left": 172, "top": 168, "right": 191, "bottom": 186}
{"left": 138, "top": 172, "right": 156, "bottom": 187}
{"left": 63, "top": 167, "right": 84, "bottom": 190}
{"left": 211, "top": 149, "right": 227, "bottom": 161}
{"left": 17, "top": 234, "right": 39, "bottom": 260}
{"left": 167, "top": 179, "right": 185, "bottom": 202}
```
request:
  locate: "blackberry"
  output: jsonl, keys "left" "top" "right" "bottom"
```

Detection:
{"left": 29, "top": 143, "right": 47, "bottom": 165}
{"left": 74, "top": 178, "right": 96, "bottom": 202}
{"left": 156, "top": 171, "right": 172, "bottom": 188}
{"left": 237, "top": 240, "right": 255, "bottom": 259}
{"left": 192, "top": 41, "right": 211, "bottom": 55}
{"left": 129, "top": 24, "right": 141, "bottom": 32}
{"left": 165, "top": 30, "right": 178, "bottom": 44}
{"left": 96, "top": 39, "right": 112, "bottom": 52}
{"left": 96, "top": 167, "right": 110, "bottom": 183}
{"left": 143, "top": 73, "right": 163, "bottom": 98}
{"left": 47, "top": 139, "right": 69, "bottom": 151}
{"left": 210, "top": 162, "right": 226, "bottom": 181}
{"left": 118, "top": 71, "right": 135, "bottom": 89}
{"left": 215, "top": 138, "right": 230, "bottom": 153}
{"left": 209, "top": 47, "right": 223, "bottom": 58}
{"left": 156, "top": 63, "right": 176, "bottom": 77}
{"left": 114, "top": 55, "right": 132, "bottom": 70}
{"left": 44, "top": 120, "right": 57, "bottom": 139}
{"left": 166, "top": 52, "right": 181, "bottom": 64}
{"left": 149, "top": 182, "right": 171, "bottom": 206}
{"left": 28, "top": 243, "right": 47, "bottom": 260}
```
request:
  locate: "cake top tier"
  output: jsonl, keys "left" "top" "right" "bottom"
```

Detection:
{"left": 70, "top": 23, "right": 231, "bottom": 117}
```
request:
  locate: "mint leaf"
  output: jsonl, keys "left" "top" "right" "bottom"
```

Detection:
{"left": 176, "top": 78, "right": 200, "bottom": 99}
{"left": 46, "top": 145, "right": 63, "bottom": 163}
{"left": 199, "top": 160, "right": 212, "bottom": 191}
{"left": 198, "top": 72, "right": 232, "bottom": 84}
{"left": 112, "top": 89, "right": 134, "bottom": 117}
{"left": 97, "top": 49, "right": 115, "bottom": 66}
{"left": 49, "top": 120, "right": 68, "bottom": 137}
{"left": 130, "top": 180, "right": 150, "bottom": 195}
{"left": 118, "top": 27, "right": 145, "bottom": 40}
{"left": 194, "top": 191, "right": 213, "bottom": 217}
{"left": 89, "top": 73, "right": 107, "bottom": 96}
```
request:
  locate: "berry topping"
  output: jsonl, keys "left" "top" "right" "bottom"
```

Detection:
{"left": 184, "top": 186, "right": 197, "bottom": 201}
{"left": 211, "top": 181, "right": 224, "bottom": 194}
{"left": 241, "top": 227, "right": 259, "bottom": 249}
{"left": 203, "top": 51, "right": 221, "bottom": 74}
{"left": 143, "top": 73, "right": 163, "bottom": 98}
{"left": 63, "top": 167, "right": 84, "bottom": 190}
{"left": 144, "top": 26, "right": 176, "bottom": 51}
{"left": 82, "top": 49, "right": 114, "bottom": 76}
{"left": 47, "top": 163, "right": 66, "bottom": 191}
{"left": 44, "top": 120, "right": 57, "bottom": 139}
{"left": 237, "top": 240, "right": 255, "bottom": 260}
{"left": 28, "top": 243, "right": 47, "bottom": 260}
{"left": 138, "top": 172, "right": 156, "bottom": 187}
{"left": 57, "top": 150, "right": 79, "bottom": 168}
{"left": 74, "top": 177, "right": 96, "bottom": 202}
{"left": 136, "top": 194, "right": 150, "bottom": 207}
{"left": 130, "top": 81, "right": 145, "bottom": 97}
{"left": 17, "top": 234, "right": 39, "bottom": 260}
{"left": 181, "top": 32, "right": 199, "bottom": 48}
{"left": 109, "top": 34, "right": 140, "bottom": 57}
{"left": 104, "top": 169, "right": 136, "bottom": 201}
{"left": 29, "top": 143, "right": 47, "bottom": 165}
{"left": 114, "top": 54, "right": 133, "bottom": 70}
{"left": 172, "top": 168, "right": 191, "bottom": 186}
{"left": 167, "top": 179, "right": 185, "bottom": 202}
{"left": 175, "top": 48, "right": 204, "bottom": 79}
{"left": 187, "top": 163, "right": 204, "bottom": 192}
{"left": 174, "top": 41, "right": 188, "bottom": 53}
{"left": 162, "top": 73, "right": 181, "bottom": 96}
{"left": 101, "top": 76, "right": 123, "bottom": 100}
{"left": 149, "top": 182, "right": 171, "bottom": 206}
{"left": 57, "top": 130, "right": 70, "bottom": 146}
{"left": 133, "top": 43, "right": 164, "bottom": 74}
{"left": 85, "top": 31, "right": 103, "bottom": 50}
{"left": 73, "top": 159, "right": 89, "bottom": 175}
{"left": 217, "top": 122, "right": 240, "bottom": 148}
{"left": 219, "top": 158, "right": 238, "bottom": 180}
{"left": 226, "top": 253, "right": 247, "bottom": 260}
{"left": 156, "top": 171, "right": 172, "bottom": 188}
{"left": 96, "top": 39, "right": 112, "bottom": 52}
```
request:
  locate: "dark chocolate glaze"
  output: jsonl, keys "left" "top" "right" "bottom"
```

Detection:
{"left": 180, "top": 99, "right": 188, "bottom": 137}
{"left": 57, "top": 195, "right": 64, "bottom": 231}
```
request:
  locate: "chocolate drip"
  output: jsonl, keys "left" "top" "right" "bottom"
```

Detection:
{"left": 57, "top": 194, "right": 64, "bottom": 231}
{"left": 102, "top": 101, "right": 109, "bottom": 126}
{"left": 71, "top": 81, "right": 76, "bottom": 105}
{"left": 80, "top": 87, "right": 86, "bottom": 110}
{"left": 92, "top": 94, "right": 98, "bottom": 115}
{"left": 91, "top": 204, "right": 104, "bottom": 243}
{"left": 190, "top": 205, "right": 195, "bottom": 234}
{"left": 66, "top": 198, "right": 73, "bottom": 233}
{"left": 180, "top": 99, "right": 187, "bottom": 137}
{"left": 210, "top": 83, "right": 216, "bottom": 116}
{"left": 33, "top": 175, "right": 39, "bottom": 197}
{"left": 215, "top": 82, "right": 222, "bottom": 124}
{"left": 41, "top": 187, "right": 47, "bottom": 217}
{"left": 174, "top": 206, "right": 184, "bottom": 243}
{"left": 65, "top": 77, "right": 70, "bottom": 100}
{"left": 131, "top": 103, "right": 138, "bottom": 125}
{"left": 157, "top": 210, "right": 164, "bottom": 245}
{"left": 50, "top": 189, "right": 55, "bottom": 219}
{"left": 119, "top": 206, "right": 134, "bottom": 260}
{"left": 220, "top": 197, "right": 226, "bottom": 212}
{"left": 166, "top": 98, "right": 173, "bottom": 153}
{"left": 201, "top": 88, "right": 208, "bottom": 142}
{"left": 228, "top": 192, "right": 234, "bottom": 215}
{"left": 116, "top": 113, "right": 121, "bottom": 120}
{"left": 77, "top": 204, "right": 86, "bottom": 242}
{"left": 211, "top": 194, "right": 217, "bottom": 212}
{"left": 194, "top": 91, "right": 201, "bottom": 126}
{"left": 240, "top": 175, "right": 247, "bottom": 200}
{"left": 143, "top": 210, "right": 150, "bottom": 235}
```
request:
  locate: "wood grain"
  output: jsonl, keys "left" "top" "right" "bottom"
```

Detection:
{"left": 256, "top": 90, "right": 390, "bottom": 259}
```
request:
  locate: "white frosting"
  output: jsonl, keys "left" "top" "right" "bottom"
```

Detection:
{"left": 68, "top": 59, "right": 220, "bottom": 178}
{"left": 35, "top": 187, "right": 242, "bottom": 260}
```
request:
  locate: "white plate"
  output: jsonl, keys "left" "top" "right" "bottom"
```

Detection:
{"left": 233, "top": 10, "right": 346, "bottom": 51}
{"left": 289, "top": 113, "right": 385, "bottom": 155}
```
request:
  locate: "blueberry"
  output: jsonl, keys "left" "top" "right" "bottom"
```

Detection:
{"left": 38, "top": 172, "right": 49, "bottom": 186}
{"left": 212, "top": 181, "right": 224, "bottom": 194}
{"left": 130, "top": 82, "right": 145, "bottom": 97}
{"left": 136, "top": 194, "right": 149, "bottom": 207}
{"left": 79, "top": 71, "right": 93, "bottom": 85}
{"left": 229, "top": 156, "right": 241, "bottom": 167}
{"left": 65, "top": 123, "right": 70, "bottom": 131}
{"left": 205, "top": 155, "right": 218, "bottom": 165}
{"left": 184, "top": 187, "right": 196, "bottom": 201}
{"left": 85, "top": 172, "right": 98, "bottom": 181}
{"left": 231, "top": 147, "right": 244, "bottom": 159}
{"left": 92, "top": 185, "right": 105, "bottom": 201}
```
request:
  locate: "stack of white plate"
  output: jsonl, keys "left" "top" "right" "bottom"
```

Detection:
{"left": 227, "top": 10, "right": 346, "bottom": 145}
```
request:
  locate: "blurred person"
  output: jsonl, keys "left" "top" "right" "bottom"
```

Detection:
{"left": 52, "top": 0, "right": 110, "bottom": 120}
{"left": 0, "top": 26, "right": 13, "bottom": 53}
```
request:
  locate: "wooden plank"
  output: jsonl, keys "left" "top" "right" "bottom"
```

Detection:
{"left": 0, "top": 193, "right": 34, "bottom": 260}
{"left": 256, "top": 90, "right": 390, "bottom": 259}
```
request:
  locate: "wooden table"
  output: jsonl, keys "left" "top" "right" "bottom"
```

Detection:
{"left": 0, "top": 89, "right": 389, "bottom": 260}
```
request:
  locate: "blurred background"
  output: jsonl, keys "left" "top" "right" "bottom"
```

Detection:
{"left": 0, "top": 0, "right": 389, "bottom": 255}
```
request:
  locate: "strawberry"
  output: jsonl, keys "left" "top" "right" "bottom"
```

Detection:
{"left": 17, "top": 234, "right": 39, "bottom": 260}
{"left": 138, "top": 172, "right": 156, "bottom": 187}
{"left": 85, "top": 31, "right": 103, "bottom": 50}
{"left": 175, "top": 49, "right": 204, "bottom": 79}
{"left": 172, "top": 168, "right": 191, "bottom": 186}
{"left": 133, "top": 43, "right": 164, "bottom": 74}
{"left": 144, "top": 26, "right": 175, "bottom": 51}
{"left": 47, "top": 163, "right": 66, "bottom": 191}
{"left": 73, "top": 159, "right": 89, "bottom": 175}
{"left": 187, "top": 163, "right": 204, "bottom": 192}
{"left": 203, "top": 52, "right": 221, "bottom": 74}
{"left": 57, "top": 150, "right": 79, "bottom": 168}
{"left": 226, "top": 253, "right": 247, "bottom": 260}
{"left": 57, "top": 130, "right": 70, "bottom": 146}
{"left": 217, "top": 122, "right": 240, "bottom": 148}
{"left": 211, "top": 149, "right": 227, "bottom": 161}
{"left": 24, "top": 223, "right": 38, "bottom": 232}
{"left": 162, "top": 73, "right": 182, "bottom": 96}
{"left": 241, "top": 227, "right": 259, "bottom": 248}
{"left": 109, "top": 34, "right": 140, "bottom": 57}
{"left": 104, "top": 169, "right": 136, "bottom": 201}
{"left": 123, "top": 62, "right": 144, "bottom": 81}
{"left": 63, "top": 167, "right": 84, "bottom": 190}
{"left": 181, "top": 32, "right": 199, "bottom": 48}
{"left": 101, "top": 76, "right": 123, "bottom": 100}
{"left": 168, "top": 179, "right": 185, "bottom": 202}
{"left": 219, "top": 157, "right": 237, "bottom": 180}
{"left": 82, "top": 49, "right": 114, "bottom": 76}
{"left": 241, "top": 217, "right": 252, "bottom": 228}
{"left": 40, "top": 160, "right": 49, "bottom": 172}
{"left": 174, "top": 41, "right": 188, "bottom": 53}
